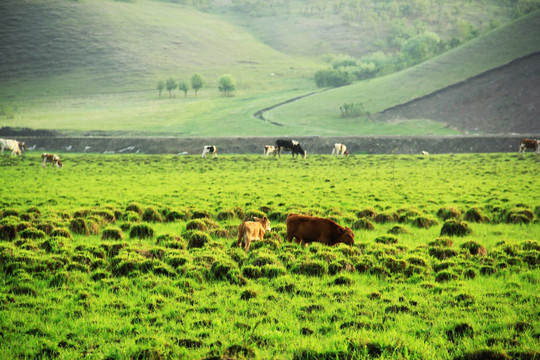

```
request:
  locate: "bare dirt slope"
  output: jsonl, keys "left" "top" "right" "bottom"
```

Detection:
{"left": 378, "top": 52, "right": 540, "bottom": 134}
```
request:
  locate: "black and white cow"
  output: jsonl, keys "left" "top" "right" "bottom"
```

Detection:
{"left": 275, "top": 139, "right": 306, "bottom": 159}
{"left": 202, "top": 145, "right": 218, "bottom": 158}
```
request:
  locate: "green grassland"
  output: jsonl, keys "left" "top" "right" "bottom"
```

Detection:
{"left": 0, "top": 153, "right": 539, "bottom": 359}
{"left": 1, "top": 1, "right": 539, "bottom": 136}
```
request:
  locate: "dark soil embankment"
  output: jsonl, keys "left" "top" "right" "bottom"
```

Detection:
{"left": 378, "top": 52, "right": 540, "bottom": 134}
{"left": 12, "top": 135, "right": 539, "bottom": 155}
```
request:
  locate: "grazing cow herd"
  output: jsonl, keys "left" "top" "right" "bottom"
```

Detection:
{"left": 2, "top": 136, "right": 539, "bottom": 169}
{"left": 1, "top": 136, "right": 537, "bottom": 252}
{"left": 235, "top": 213, "right": 354, "bottom": 252}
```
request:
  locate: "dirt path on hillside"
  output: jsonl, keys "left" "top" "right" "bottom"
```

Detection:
{"left": 253, "top": 89, "right": 327, "bottom": 125}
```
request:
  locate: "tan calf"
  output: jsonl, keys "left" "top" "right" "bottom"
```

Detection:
{"left": 237, "top": 216, "right": 271, "bottom": 252}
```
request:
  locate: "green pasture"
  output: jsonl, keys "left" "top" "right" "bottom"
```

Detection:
{"left": 0, "top": 153, "right": 539, "bottom": 359}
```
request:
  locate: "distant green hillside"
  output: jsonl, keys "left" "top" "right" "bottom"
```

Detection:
{"left": 0, "top": 0, "right": 538, "bottom": 136}
{"left": 0, "top": 0, "right": 319, "bottom": 97}
{"left": 263, "top": 10, "right": 540, "bottom": 135}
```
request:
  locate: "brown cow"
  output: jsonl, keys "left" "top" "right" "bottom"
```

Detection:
{"left": 286, "top": 214, "right": 354, "bottom": 246}
{"left": 519, "top": 139, "right": 539, "bottom": 156}
{"left": 237, "top": 216, "right": 271, "bottom": 252}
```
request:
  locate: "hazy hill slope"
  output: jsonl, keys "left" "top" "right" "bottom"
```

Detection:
{"left": 379, "top": 52, "right": 540, "bottom": 133}
{"left": 263, "top": 10, "right": 540, "bottom": 134}
{"left": 215, "top": 0, "right": 527, "bottom": 59}
{"left": 0, "top": 0, "right": 316, "bottom": 97}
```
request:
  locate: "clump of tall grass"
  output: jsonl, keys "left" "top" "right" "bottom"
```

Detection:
{"left": 156, "top": 234, "right": 186, "bottom": 249}
{"left": 375, "top": 235, "right": 398, "bottom": 244}
{"left": 292, "top": 259, "right": 328, "bottom": 276}
{"left": 217, "top": 209, "right": 236, "bottom": 221}
{"left": 186, "top": 219, "right": 209, "bottom": 232}
{"left": 437, "top": 206, "right": 462, "bottom": 220}
{"left": 429, "top": 247, "right": 458, "bottom": 260}
{"left": 125, "top": 202, "right": 143, "bottom": 216}
{"left": 440, "top": 220, "right": 472, "bottom": 237}
{"left": 387, "top": 225, "right": 409, "bottom": 234}
{"left": 70, "top": 218, "right": 89, "bottom": 235}
{"left": 374, "top": 212, "right": 397, "bottom": 224}
{"left": 0, "top": 223, "right": 18, "bottom": 240}
{"left": 19, "top": 228, "right": 46, "bottom": 240}
{"left": 411, "top": 216, "right": 438, "bottom": 229}
{"left": 129, "top": 224, "right": 155, "bottom": 239}
{"left": 142, "top": 206, "right": 162, "bottom": 222}
{"left": 352, "top": 218, "right": 375, "bottom": 230}
{"left": 186, "top": 230, "right": 211, "bottom": 249}
{"left": 164, "top": 209, "right": 188, "bottom": 222}
{"left": 463, "top": 207, "right": 490, "bottom": 223}
{"left": 50, "top": 227, "right": 72, "bottom": 239}
{"left": 460, "top": 241, "right": 487, "bottom": 256}
{"left": 1, "top": 209, "right": 19, "bottom": 219}
{"left": 101, "top": 227, "right": 124, "bottom": 240}
{"left": 503, "top": 207, "right": 535, "bottom": 224}
{"left": 192, "top": 210, "right": 212, "bottom": 219}
{"left": 357, "top": 208, "right": 376, "bottom": 219}
{"left": 209, "top": 259, "right": 244, "bottom": 285}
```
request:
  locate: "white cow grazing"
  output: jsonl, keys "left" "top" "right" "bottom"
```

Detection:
{"left": 421, "top": 151, "right": 429, "bottom": 156}
{"left": 0, "top": 139, "right": 23, "bottom": 156}
{"left": 264, "top": 145, "right": 277, "bottom": 156}
{"left": 332, "top": 143, "right": 349, "bottom": 156}
{"left": 201, "top": 145, "right": 217, "bottom": 158}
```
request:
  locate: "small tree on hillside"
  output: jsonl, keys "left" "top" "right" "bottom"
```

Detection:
{"left": 191, "top": 73, "right": 204, "bottom": 96}
{"left": 156, "top": 80, "right": 165, "bottom": 97}
{"left": 401, "top": 32, "right": 440, "bottom": 65}
{"left": 218, "top": 74, "right": 236, "bottom": 96}
{"left": 178, "top": 80, "right": 190, "bottom": 97}
{"left": 166, "top": 77, "right": 177, "bottom": 98}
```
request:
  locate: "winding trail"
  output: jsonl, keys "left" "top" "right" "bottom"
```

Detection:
{"left": 252, "top": 89, "right": 328, "bottom": 126}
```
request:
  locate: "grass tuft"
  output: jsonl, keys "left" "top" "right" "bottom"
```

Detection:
{"left": 129, "top": 224, "right": 155, "bottom": 239}
{"left": 440, "top": 220, "right": 472, "bottom": 237}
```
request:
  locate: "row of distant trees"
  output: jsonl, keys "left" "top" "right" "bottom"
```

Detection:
{"left": 156, "top": 74, "right": 236, "bottom": 97}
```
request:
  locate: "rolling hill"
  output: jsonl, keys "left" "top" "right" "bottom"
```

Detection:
{"left": 262, "top": 9, "right": 540, "bottom": 134}
{"left": 0, "top": 0, "right": 318, "bottom": 96}
{"left": 0, "top": 0, "right": 539, "bottom": 136}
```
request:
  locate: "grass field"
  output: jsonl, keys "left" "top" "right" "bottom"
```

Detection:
{"left": 0, "top": 153, "right": 539, "bottom": 359}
